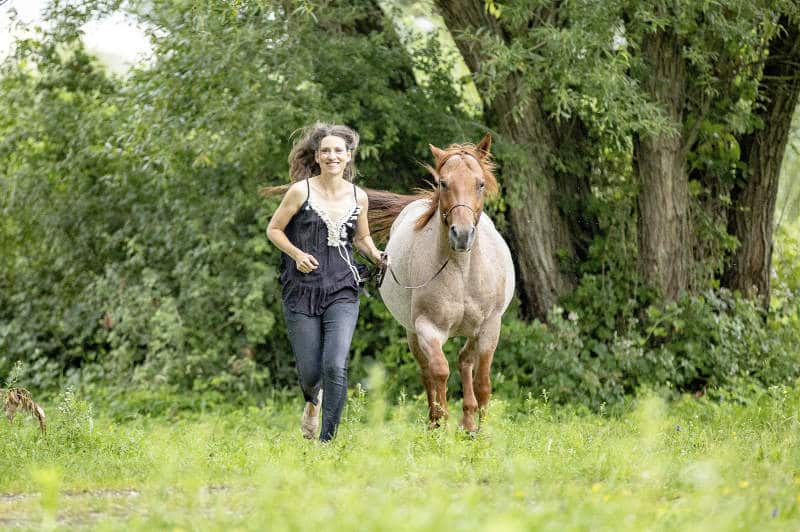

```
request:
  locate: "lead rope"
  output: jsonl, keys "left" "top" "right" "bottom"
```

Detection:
{"left": 338, "top": 242, "right": 362, "bottom": 285}
{"left": 381, "top": 257, "right": 449, "bottom": 290}
{"left": 343, "top": 183, "right": 362, "bottom": 285}
{"left": 341, "top": 184, "right": 362, "bottom": 285}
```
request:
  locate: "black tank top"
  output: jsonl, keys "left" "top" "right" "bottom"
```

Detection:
{"left": 279, "top": 178, "right": 362, "bottom": 316}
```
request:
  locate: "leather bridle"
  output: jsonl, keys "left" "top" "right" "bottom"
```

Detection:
{"left": 440, "top": 203, "right": 480, "bottom": 225}
{"left": 437, "top": 151, "right": 483, "bottom": 227}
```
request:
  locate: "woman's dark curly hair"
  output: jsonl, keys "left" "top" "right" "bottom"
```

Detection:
{"left": 260, "top": 123, "right": 359, "bottom": 197}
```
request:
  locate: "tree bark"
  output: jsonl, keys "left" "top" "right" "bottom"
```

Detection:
{"left": 494, "top": 84, "right": 579, "bottom": 318}
{"left": 724, "top": 17, "right": 800, "bottom": 307}
{"left": 435, "top": 0, "right": 590, "bottom": 320}
{"left": 633, "top": 30, "right": 692, "bottom": 299}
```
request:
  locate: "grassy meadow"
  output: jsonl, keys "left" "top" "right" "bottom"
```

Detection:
{"left": 1, "top": 379, "right": 800, "bottom": 531}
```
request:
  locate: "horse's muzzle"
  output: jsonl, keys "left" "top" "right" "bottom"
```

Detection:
{"left": 449, "top": 224, "right": 475, "bottom": 252}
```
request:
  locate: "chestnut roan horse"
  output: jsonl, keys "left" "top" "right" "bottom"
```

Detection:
{"left": 368, "top": 134, "right": 514, "bottom": 432}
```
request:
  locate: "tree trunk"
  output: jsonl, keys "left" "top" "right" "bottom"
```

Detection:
{"left": 435, "top": 0, "right": 587, "bottom": 320}
{"left": 633, "top": 30, "right": 692, "bottom": 299}
{"left": 493, "top": 85, "right": 579, "bottom": 318}
{"left": 724, "top": 18, "right": 800, "bottom": 307}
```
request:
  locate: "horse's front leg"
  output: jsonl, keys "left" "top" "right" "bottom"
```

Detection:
{"left": 412, "top": 317, "right": 450, "bottom": 427}
{"left": 406, "top": 332, "right": 436, "bottom": 425}
{"left": 457, "top": 338, "right": 479, "bottom": 433}
{"left": 475, "top": 321, "right": 501, "bottom": 426}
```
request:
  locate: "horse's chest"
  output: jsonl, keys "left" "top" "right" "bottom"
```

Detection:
{"left": 455, "top": 295, "right": 489, "bottom": 335}
{"left": 414, "top": 269, "right": 494, "bottom": 336}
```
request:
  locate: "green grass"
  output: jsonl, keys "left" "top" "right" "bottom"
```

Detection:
{"left": 1, "top": 383, "right": 799, "bottom": 531}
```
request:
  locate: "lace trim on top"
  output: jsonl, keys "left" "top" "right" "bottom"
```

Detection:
{"left": 306, "top": 198, "right": 361, "bottom": 247}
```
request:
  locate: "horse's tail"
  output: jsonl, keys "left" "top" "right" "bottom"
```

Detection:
{"left": 366, "top": 188, "right": 424, "bottom": 243}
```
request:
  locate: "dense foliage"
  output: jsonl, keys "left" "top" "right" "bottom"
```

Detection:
{"left": 1, "top": 0, "right": 799, "bottom": 408}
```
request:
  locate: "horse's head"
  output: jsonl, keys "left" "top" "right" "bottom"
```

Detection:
{"left": 428, "top": 133, "right": 497, "bottom": 252}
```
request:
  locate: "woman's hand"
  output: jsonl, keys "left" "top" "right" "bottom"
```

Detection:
{"left": 378, "top": 251, "right": 390, "bottom": 270}
{"left": 294, "top": 251, "right": 319, "bottom": 274}
{"left": 376, "top": 251, "right": 390, "bottom": 287}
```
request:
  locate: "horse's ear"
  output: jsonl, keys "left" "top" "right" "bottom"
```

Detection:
{"left": 429, "top": 143, "right": 446, "bottom": 164}
{"left": 476, "top": 133, "right": 492, "bottom": 159}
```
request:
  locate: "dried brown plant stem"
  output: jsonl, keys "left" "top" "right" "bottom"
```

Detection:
{"left": 4, "top": 388, "right": 46, "bottom": 435}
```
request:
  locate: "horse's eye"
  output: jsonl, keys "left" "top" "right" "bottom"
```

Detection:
{"left": 478, "top": 181, "right": 485, "bottom": 191}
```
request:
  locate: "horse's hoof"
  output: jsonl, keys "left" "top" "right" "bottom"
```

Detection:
{"left": 459, "top": 423, "right": 476, "bottom": 434}
{"left": 428, "top": 416, "right": 449, "bottom": 429}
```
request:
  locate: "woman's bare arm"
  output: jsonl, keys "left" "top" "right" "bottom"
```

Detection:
{"left": 267, "top": 183, "right": 319, "bottom": 273}
{"left": 354, "top": 187, "right": 384, "bottom": 264}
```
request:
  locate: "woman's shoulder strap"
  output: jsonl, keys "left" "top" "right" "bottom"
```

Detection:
{"left": 306, "top": 177, "right": 311, "bottom": 200}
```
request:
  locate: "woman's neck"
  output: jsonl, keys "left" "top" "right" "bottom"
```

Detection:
{"left": 314, "top": 173, "right": 347, "bottom": 194}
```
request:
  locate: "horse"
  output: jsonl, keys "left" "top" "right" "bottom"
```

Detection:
{"left": 367, "top": 134, "right": 515, "bottom": 432}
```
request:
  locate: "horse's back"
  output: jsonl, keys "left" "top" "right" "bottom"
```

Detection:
{"left": 379, "top": 199, "right": 430, "bottom": 330}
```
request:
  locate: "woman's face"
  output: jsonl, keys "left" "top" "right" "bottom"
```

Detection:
{"left": 315, "top": 135, "right": 351, "bottom": 177}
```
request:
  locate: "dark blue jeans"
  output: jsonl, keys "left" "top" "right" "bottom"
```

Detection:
{"left": 283, "top": 300, "right": 359, "bottom": 442}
